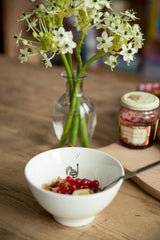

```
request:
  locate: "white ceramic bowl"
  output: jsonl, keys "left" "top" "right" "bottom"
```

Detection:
{"left": 24, "top": 147, "right": 124, "bottom": 227}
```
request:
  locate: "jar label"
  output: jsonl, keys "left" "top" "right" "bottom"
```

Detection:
{"left": 120, "top": 124, "right": 151, "bottom": 146}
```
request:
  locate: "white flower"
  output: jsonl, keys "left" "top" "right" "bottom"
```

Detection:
{"left": 108, "top": 18, "right": 134, "bottom": 40}
{"left": 121, "top": 10, "right": 138, "bottom": 21}
{"left": 120, "top": 43, "right": 137, "bottom": 64}
{"left": 96, "top": 12, "right": 109, "bottom": 29}
{"left": 131, "top": 25, "right": 143, "bottom": 40}
{"left": 92, "top": 9, "right": 103, "bottom": 24}
{"left": 121, "top": 31, "right": 133, "bottom": 40}
{"left": 132, "top": 23, "right": 140, "bottom": 33}
{"left": 14, "top": 30, "right": 22, "bottom": 46}
{"left": 53, "top": 27, "right": 76, "bottom": 54}
{"left": 120, "top": 29, "right": 133, "bottom": 40}
{"left": 42, "top": 54, "right": 52, "bottom": 68}
{"left": 84, "top": 0, "right": 112, "bottom": 10}
{"left": 104, "top": 11, "right": 110, "bottom": 19}
{"left": 96, "top": 31, "right": 114, "bottom": 52}
{"left": 53, "top": 28, "right": 75, "bottom": 46}
{"left": 84, "top": 0, "right": 102, "bottom": 10}
{"left": 53, "top": 27, "right": 67, "bottom": 43}
{"left": 102, "top": 0, "right": 112, "bottom": 10}
{"left": 134, "top": 36, "right": 144, "bottom": 51}
{"left": 108, "top": 22, "right": 122, "bottom": 33}
{"left": 19, "top": 48, "right": 29, "bottom": 63}
{"left": 60, "top": 39, "right": 77, "bottom": 54}
{"left": 27, "top": 18, "right": 38, "bottom": 31}
{"left": 45, "top": 5, "right": 61, "bottom": 16}
{"left": 104, "top": 55, "right": 118, "bottom": 70}
{"left": 18, "top": 12, "right": 32, "bottom": 21}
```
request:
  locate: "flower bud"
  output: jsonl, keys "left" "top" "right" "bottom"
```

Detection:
{"left": 55, "top": 0, "right": 64, "bottom": 8}
{"left": 115, "top": 18, "right": 121, "bottom": 25}
{"left": 39, "top": 32, "right": 44, "bottom": 38}
{"left": 39, "top": 4, "right": 45, "bottom": 10}
{"left": 22, "top": 40, "right": 28, "bottom": 45}
{"left": 133, "top": 24, "right": 140, "bottom": 32}
{"left": 39, "top": 50, "right": 44, "bottom": 55}
{"left": 124, "top": 22, "right": 130, "bottom": 29}
{"left": 51, "top": 43, "right": 55, "bottom": 49}
{"left": 48, "top": 21, "right": 53, "bottom": 28}
{"left": 119, "top": 36, "right": 125, "bottom": 43}
{"left": 32, "top": 31, "right": 38, "bottom": 38}
{"left": 55, "top": 0, "right": 71, "bottom": 9}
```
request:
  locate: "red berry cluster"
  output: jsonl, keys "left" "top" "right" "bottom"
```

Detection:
{"left": 56, "top": 176, "right": 100, "bottom": 195}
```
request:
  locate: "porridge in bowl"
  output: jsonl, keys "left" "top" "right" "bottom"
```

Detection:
{"left": 42, "top": 176, "right": 101, "bottom": 195}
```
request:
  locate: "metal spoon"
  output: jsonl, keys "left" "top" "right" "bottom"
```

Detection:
{"left": 101, "top": 160, "right": 160, "bottom": 191}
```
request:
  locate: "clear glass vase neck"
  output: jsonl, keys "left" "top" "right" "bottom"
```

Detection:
{"left": 61, "top": 71, "right": 87, "bottom": 94}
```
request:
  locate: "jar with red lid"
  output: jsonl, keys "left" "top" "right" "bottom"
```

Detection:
{"left": 119, "top": 91, "right": 160, "bottom": 149}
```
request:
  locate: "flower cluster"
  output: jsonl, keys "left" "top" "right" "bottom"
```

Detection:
{"left": 14, "top": 0, "right": 144, "bottom": 73}
{"left": 14, "top": 0, "right": 144, "bottom": 147}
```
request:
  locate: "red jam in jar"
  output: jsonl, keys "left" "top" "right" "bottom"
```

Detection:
{"left": 119, "top": 91, "right": 160, "bottom": 149}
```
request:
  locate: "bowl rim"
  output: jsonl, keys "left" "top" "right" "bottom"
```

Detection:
{"left": 24, "top": 147, "right": 124, "bottom": 199}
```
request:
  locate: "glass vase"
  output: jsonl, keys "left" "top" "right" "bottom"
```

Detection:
{"left": 53, "top": 71, "right": 97, "bottom": 147}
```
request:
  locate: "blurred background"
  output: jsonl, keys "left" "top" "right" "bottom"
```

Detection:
{"left": 0, "top": 0, "right": 160, "bottom": 81}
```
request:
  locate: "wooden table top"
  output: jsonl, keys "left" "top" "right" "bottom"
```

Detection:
{"left": 0, "top": 54, "right": 160, "bottom": 240}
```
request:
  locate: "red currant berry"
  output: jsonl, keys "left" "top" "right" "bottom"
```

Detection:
{"left": 56, "top": 188, "right": 62, "bottom": 194}
{"left": 90, "top": 186, "right": 96, "bottom": 193}
{"left": 64, "top": 186, "right": 70, "bottom": 193}
{"left": 91, "top": 180, "right": 99, "bottom": 188}
{"left": 66, "top": 176, "right": 73, "bottom": 183}
{"left": 81, "top": 178, "right": 89, "bottom": 186}
{"left": 70, "top": 184, "right": 77, "bottom": 191}
{"left": 77, "top": 184, "right": 84, "bottom": 189}
{"left": 59, "top": 182, "right": 65, "bottom": 189}
{"left": 75, "top": 178, "right": 81, "bottom": 185}
{"left": 86, "top": 179, "right": 92, "bottom": 186}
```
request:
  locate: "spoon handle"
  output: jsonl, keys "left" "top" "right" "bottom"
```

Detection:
{"left": 102, "top": 160, "right": 160, "bottom": 191}
{"left": 122, "top": 160, "right": 160, "bottom": 180}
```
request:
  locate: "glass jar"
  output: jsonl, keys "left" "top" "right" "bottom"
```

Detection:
{"left": 119, "top": 91, "right": 160, "bottom": 149}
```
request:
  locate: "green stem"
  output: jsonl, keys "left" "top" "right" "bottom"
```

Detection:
{"left": 60, "top": 78, "right": 81, "bottom": 145}
{"left": 76, "top": 31, "right": 85, "bottom": 75}
{"left": 69, "top": 99, "right": 80, "bottom": 146}
{"left": 66, "top": 53, "right": 74, "bottom": 78}
{"left": 69, "top": 98, "right": 89, "bottom": 147}
{"left": 39, "top": 18, "right": 47, "bottom": 32}
{"left": 60, "top": 51, "right": 104, "bottom": 146}
{"left": 78, "top": 50, "right": 105, "bottom": 78}
{"left": 78, "top": 115, "right": 89, "bottom": 147}
{"left": 60, "top": 54, "right": 74, "bottom": 92}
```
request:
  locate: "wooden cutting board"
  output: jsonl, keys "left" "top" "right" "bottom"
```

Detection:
{"left": 98, "top": 142, "right": 160, "bottom": 200}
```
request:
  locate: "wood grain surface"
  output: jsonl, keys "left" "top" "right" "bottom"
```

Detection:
{"left": 0, "top": 55, "right": 160, "bottom": 240}
{"left": 99, "top": 142, "right": 160, "bottom": 200}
